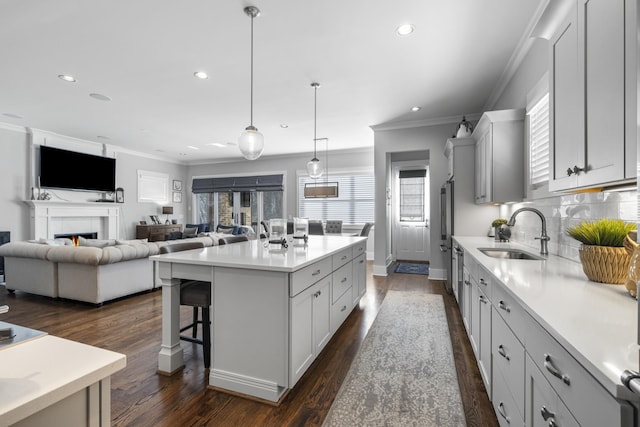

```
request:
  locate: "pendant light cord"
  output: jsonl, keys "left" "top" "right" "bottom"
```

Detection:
{"left": 313, "top": 84, "right": 317, "bottom": 157}
{"left": 250, "top": 13, "right": 254, "bottom": 127}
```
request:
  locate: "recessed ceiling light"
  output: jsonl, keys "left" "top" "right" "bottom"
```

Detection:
{"left": 207, "top": 142, "right": 227, "bottom": 148}
{"left": 194, "top": 71, "right": 209, "bottom": 80}
{"left": 396, "top": 24, "right": 414, "bottom": 36}
{"left": 3, "top": 113, "right": 24, "bottom": 119}
{"left": 89, "top": 93, "right": 112, "bottom": 101}
{"left": 58, "top": 74, "right": 77, "bottom": 82}
{"left": 179, "top": 153, "right": 187, "bottom": 156}
{"left": 411, "top": 106, "right": 421, "bottom": 112}
{"left": 97, "top": 135, "right": 110, "bottom": 140}
{"left": 280, "top": 124, "right": 288, "bottom": 128}
{"left": 187, "top": 145, "right": 200, "bottom": 150}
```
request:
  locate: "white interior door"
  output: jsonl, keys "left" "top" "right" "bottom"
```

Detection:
{"left": 393, "top": 163, "right": 430, "bottom": 262}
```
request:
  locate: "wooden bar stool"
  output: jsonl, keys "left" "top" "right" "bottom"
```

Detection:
{"left": 159, "top": 242, "right": 211, "bottom": 369}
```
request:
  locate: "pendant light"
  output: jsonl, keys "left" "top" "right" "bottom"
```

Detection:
{"left": 306, "top": 82, "right": 323, "bottom": 178}
{"left": 238, "top": 6, "right": 264, "bottom": 160}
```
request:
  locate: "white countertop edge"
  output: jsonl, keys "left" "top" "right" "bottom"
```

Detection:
{"left": 453, "top": 236, "right": 639, "bottom": 402}
{"left": 151, "top": 236, "right": 367, "bottom": 273}
{"left": 0, "top": 334, "right": 127, "bottom": 425}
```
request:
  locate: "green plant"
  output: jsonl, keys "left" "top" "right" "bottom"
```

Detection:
{"left": 491, "top": 219, "right": 508, "bottom": 227}
{"left": 566, "top": 218, "right": 635, "bottom": 247}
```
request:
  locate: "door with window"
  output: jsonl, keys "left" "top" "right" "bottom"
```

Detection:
{"left": 394, "top": 165, "right": 429, "bottom": 261}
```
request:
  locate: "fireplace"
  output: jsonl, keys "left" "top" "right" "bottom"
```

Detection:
{"left": 0, "top": 231, "right": 9, "bottom": 282}
{"left": 54, "top": 232, "right": 98, "bottom": 240}
{"left": 27, "top": 200, "right": 120, "bottom": 240}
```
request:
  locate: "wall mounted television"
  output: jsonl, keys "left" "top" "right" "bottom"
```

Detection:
{"left": 39, "top": 145, "right": 116, "bottom": 192}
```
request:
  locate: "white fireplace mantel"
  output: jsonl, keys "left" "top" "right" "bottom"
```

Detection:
{"left": 26, "top": 200, "right": 120, "bottom": 240}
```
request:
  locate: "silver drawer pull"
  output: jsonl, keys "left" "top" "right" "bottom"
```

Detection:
{"left": 498, "top": 402, "right": 510, "bottom": 424}
{"left": 479, "top": 278, "right": 487, "bottom": 286}
{"left": 341, "top": 277, "right": 347, "bottom": 283}
{"left": 358, "top": 247, "right": 363, "bottom": 252}
{"left": 312, "top": 269, "right": 321, "bottom": 276}
{"left": 499, "top": 300, "right": 511, "bottom": 313}
{"left": 341, "top": 255, "right": 348, "bottom": 260}
{"left": 359, "top": 259, "right": 364, "bottom": 264}
{"left": 464, "top": 280, "right": 471, "bottom": 286}
{"left": 498, "top": 344, "right": 510, "bottom": 361}
{"left": 541, "top": 405, "right": 557, "bottom": 427}
{"left": 341, "top": 305, "right": 347, "bottom": 312}
{"left": 313, "top": 290, "right": 322, "bottom": 298}
{"left": 479, "top": 295, "right": 487, "bottom": 304}
{"left": 544, "top": 354, "right": 570, "bottom": 385}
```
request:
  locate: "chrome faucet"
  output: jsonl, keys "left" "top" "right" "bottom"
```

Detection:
{"left": 507, "top": 207, "right": 550, "bottom": 256}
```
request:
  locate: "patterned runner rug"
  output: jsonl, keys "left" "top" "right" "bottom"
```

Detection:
{"left": 322, "top": 291, "right": 466, "bottom": 427}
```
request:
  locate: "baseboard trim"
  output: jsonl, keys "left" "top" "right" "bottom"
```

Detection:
{"left": 428, "top": 268, "right": 446, "bottom": 281}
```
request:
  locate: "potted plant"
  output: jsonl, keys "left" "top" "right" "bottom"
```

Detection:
{"left": 566, "top": 218, "right": 636, "bottom": 284}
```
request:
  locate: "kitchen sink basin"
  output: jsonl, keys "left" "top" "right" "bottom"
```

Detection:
{"left": 478, "top": 248, "right": 545, "bottom": 260}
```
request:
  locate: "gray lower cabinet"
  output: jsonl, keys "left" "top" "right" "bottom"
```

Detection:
{"left": 455, "top": 239, "right": 634, "bottom": 427}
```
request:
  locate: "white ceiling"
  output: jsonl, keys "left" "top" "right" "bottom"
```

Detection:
{"left": 0, "top": 0, "right": 544, "bottom": 163}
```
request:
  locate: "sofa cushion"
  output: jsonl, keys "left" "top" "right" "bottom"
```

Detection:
{"left": 0, "top": 241, "right": 54, "bottom": 259}
{"left": 116, "top": 238, "right": 149, "bottom": 245}
{"left": 47, "top": 246, "right": 103, "bottom": 265}
{"left": 78, "top": 237, "right": 116, "bottom": 248}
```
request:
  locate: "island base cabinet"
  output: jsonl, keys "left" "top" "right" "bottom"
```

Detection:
{"left": 526, "top": 355, "right": 580, "bottom": 427}
{"left": 289, "top": 276, "right": 331, "bottom": 386}
{"left": 352, "top": 253, "right": 366, "bottom": 305}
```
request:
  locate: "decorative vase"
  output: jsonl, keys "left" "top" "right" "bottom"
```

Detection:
{"left": 578, "top": 244, "right": 631, "bottom": 284}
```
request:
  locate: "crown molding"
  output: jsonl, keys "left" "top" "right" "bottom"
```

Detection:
{"left": 370, "top": 113, "right": 482, "bottom": 132}
{"left": 0, "top": 121, "right": 28, "bottom": 133}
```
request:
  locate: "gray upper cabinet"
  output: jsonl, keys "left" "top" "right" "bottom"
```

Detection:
{"left": 473, "top": 109, "right": 525, "bottom": 205}
{"left": 549, "top": 0, "right": 636, "bottom": 191}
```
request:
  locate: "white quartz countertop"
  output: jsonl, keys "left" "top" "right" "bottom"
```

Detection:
{"left": 0, "top": 333, "right": 126, "bottom": 426}
{"left": 453, "top": 236, "right": 639, "bottom": 401}
{"left": 151, "top": 235, "right": 367, "bottom": 272}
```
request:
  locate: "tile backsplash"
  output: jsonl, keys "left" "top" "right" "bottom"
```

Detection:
{"left": 502, "top": 190, "right": 638, "bottom": 263}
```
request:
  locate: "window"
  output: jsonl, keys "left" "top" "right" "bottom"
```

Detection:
{"left": 529, "top": 92, "right": 550, "bottom": 188}
{"left": 398, "top": 170, "right": 426, "bottom": 222}
{"left": 298, "top": 171, "right": 374, "bottom": 224}
{"left": 525, "top": 73, "right": 551, "bottom": 200}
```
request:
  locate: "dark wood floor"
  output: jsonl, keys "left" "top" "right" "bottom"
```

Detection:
{"left": 0, "top": 264, "right": 498, "bottom": 427}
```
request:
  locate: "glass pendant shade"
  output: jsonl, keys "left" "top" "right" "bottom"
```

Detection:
{"left": 307, "top": 157, "right": 323, "bottom": 178}
{"left": 238, "top": 125, "right": 264, "bottom": 160}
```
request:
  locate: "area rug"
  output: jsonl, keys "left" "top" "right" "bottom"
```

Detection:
{"left": 394, "top": 263, "right": 429, "bottom": 275}
{"left": 322, "top": 292, "right": 466, "bottom": 427}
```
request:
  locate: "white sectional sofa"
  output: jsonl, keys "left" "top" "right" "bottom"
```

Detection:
{"left": 0, "top": 235, "right": 224, "bottom": 305}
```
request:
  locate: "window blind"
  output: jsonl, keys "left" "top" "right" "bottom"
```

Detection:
{"left": 298, "top": 172, "right": 374, "bottom": 224}
{"left": 192, "top": 174, "right": 283, "bottom": 193}
{"left": 528, "top": 93, "right": 550, "bottom": 187}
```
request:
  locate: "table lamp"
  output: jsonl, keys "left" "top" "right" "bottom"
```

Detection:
{"left": 162, "top": 206, "right": 173, "bottom": 224}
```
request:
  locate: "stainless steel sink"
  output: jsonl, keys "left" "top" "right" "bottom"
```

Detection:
{"left": 478, "top": 247, "right": 545, "bottom": 260}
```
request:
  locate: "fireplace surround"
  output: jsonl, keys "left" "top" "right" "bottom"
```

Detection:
{"left": 26, "top": 200, "right": 120, "bottom": 240}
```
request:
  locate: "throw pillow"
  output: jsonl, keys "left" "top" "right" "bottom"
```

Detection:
{"left": 115, "top": 238, "right": 149, "bottom": 245}
{"left": 182, "top": 227, "right": 198, "bottom": 238}
{"left": 78, "top": 237, "right": 116, "bottom": 248}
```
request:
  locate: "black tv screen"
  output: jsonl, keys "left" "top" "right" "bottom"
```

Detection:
{"left": 39, "top": 146, "right": 116, "bottom": 192}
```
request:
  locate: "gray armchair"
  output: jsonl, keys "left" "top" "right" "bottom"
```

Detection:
{"left": 325, "top": 220, "right": 343, "bottom": 234}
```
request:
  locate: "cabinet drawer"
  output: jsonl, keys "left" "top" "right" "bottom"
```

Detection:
{"left": 492, "top": 282, "right": 528, "bottom": 345}
{"left": 331, "top": 286, "right": 353, "bottom": 332}
{"left": 464, "top": 254, "right": 479, "bottom": 278}
{"left": 352, "top": 242, "right": 366, "bottom": 258}
{"left": 476, "top": 265, "right": 492, "bottom": 301}
{"left": 526, "top": 315, "right": 630, "bottom": 426}
{"left": 290, "top": 257, "right": 333, "bottom": 297}
{"left": 332, "top": 248, "right": 352, "bottom": 269}
{"left": 332, "top": 262, "right": 353, "bottom": 303}
{"left": 492, "top": 308, "right": 525, "bottom": 418}
{"left": 492, "top": 367, "right": 524, "bottom": 427}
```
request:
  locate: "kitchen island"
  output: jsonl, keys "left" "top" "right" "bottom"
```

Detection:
{"left": 153, "top": 235, "right": 367, "bottom": 403}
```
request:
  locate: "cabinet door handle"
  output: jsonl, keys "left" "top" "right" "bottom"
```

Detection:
{"left": 314, "top": 290, "right": 322, "bottom": 298}
{"left": 498, "top": 402, "right": 511, "bottom": 424}
{"left": 341, "top": 277, "right": 347, "bottom": 283}
{"left": 498, "top": 344, "right": 510, "bottom": 361}
{"left": 544, "top": 353, "right": 571, "bottom": 385}
{"left": 341, "top": 255, "right": 348, "bottom": 261}
{"left": 540, "top": 406, "right": 556, "bottom": 423}
{"left": 479, "top": 295, "right": 488, "bottom": 304}
{"left": 464, "top": 280, "right": 471, "bottom": 286}
{"left": 359, "top": 259, "right": 364, "bottom": 264}
{"left": 312, "top": 269, "right": 321, "bottom": 276}
{"left": 341, "top": 305, "right": 347, "bottom": 312}
{"left": 498, "top": 300, "right": 511, "bottom": 313}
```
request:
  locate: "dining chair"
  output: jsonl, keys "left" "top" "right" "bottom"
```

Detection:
{"left": 218, "top": 235, "right": 250, "bottom": 245}
{"left": 159, "top": 241, "right": 211, "bottom": 369}
{"left": 308, "top": 220, "right": 325, "bottom": 235}
{"left": 325, "top": 220, "right": 343, "bottom": 234}
{"left": 360, "top": 222, "right": 373, "bottom": 237}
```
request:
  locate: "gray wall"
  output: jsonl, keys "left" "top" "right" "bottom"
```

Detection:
{"left": 0, "top": 125, "right": 189, "bottom": 242}
{"left": 186, "top": 148, "right": 374, "bottom": 223}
